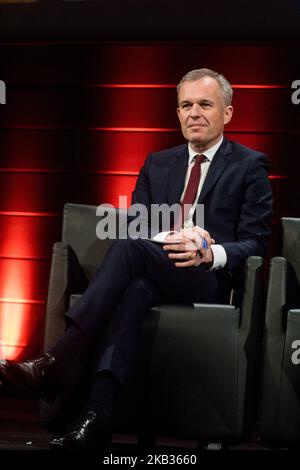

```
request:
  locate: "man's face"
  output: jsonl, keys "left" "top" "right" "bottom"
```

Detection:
{"left": 177, "top": 76, "right": 233, "bottom": 150}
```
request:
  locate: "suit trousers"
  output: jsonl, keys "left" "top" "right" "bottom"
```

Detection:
{"left": 65, "top": 238, "right": 219, "bottom": 385}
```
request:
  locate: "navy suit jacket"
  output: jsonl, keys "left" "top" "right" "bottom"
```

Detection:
{"left": 131, "top": 137, "right": 273, "bottom": 273}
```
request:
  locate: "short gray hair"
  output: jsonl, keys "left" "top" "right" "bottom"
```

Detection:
{"left": 177, "top": 68, "right": 233, "bottom": 106}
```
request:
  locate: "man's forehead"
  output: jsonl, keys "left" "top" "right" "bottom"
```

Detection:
{"left": 180, "top": 77, "right": 220, "bottom": 96}
{"left": 178, "top": 77, "right": 223, "bottom": 103}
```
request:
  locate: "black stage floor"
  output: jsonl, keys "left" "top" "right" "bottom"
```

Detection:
{"left": 0, "top": 394, "right": 270, "bottom": 452}
{"left": 0, "top": 394, "right": 290, "bottom": 469}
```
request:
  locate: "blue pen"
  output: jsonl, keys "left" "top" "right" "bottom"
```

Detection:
{"left": 198, "top": 238, "right": 207, "bottom": 258}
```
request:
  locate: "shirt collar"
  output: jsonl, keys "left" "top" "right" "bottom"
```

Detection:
{"left": 188, "top": 136, "right": 224, "bottom": 164}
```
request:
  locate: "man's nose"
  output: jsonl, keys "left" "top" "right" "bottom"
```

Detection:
{"left": 190, "top": 103, "right": 201, "bottom": 117}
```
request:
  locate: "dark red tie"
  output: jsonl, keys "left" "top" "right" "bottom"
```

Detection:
{"left": 174, "top": 154, "right": 206, "bottom": 230}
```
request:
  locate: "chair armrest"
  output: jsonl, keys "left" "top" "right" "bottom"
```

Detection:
{"left": 239, "top": 256, "right": 264, "bottom": 332}
{"left": 234, "top": 256, "right": 264, "bottom": 437}
{"left": 259, "top": 257, "right": 289, "bottom": 443}
{"left": 265, "top": 257, "right": 288, "bottom": 333}
{"left": 43, "top": 241, "right": 88, "bottom": 350}
{"left": 284, "top": 309, "right": 300, "bottom": 369}
{"left": 263, "top": 256, "right": 300, "bottom": 364}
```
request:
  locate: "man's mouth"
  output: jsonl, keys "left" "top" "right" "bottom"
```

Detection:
{"left": 187, "top": 124, "right": 208, "bottom": 128}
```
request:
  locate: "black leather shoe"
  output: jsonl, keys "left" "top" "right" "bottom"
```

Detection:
{"left": 49, "top": 410, "right": 112, "bottom": 451}
{"left": 0, "top": 352, "right": 61, "bottom": 403}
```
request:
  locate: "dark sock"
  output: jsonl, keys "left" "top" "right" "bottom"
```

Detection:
{"left": 49, "top": 323, "right": 86, "bottom": 379}
{"left": 87, "top": 371, "right": 120, "bottom": 419}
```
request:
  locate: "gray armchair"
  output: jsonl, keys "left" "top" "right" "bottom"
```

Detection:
{"left": 40, "top": 203, "right": 265, "bottom": 446}
{"left": 259, "top": 218, "right": 300, "bottom": 448}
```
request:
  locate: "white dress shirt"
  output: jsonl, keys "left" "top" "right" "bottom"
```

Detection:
{"left": 183, "top": 137, "right": 227, "bottom": 269}
{"left": 153, "top": 136, "right": 227, "bottom": 270}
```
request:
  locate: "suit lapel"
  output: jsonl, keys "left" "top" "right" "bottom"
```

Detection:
{"left": 168, "top": 145, "right": 189, "bottom": 205}
{"left": 198, "top": 138, "right": 232, "bottom": 203}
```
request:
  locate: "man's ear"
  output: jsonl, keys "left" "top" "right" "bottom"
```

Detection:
{"left": 224, "top": 106, "right": 233, "bottom": 125}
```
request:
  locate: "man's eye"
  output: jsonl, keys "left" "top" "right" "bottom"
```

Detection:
{"left": 182, "top": 104, "right": 190, "bottom": 109}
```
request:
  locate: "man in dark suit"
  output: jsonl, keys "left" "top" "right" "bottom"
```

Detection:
{"left": 0, "top": 68, "right": 272, "bottom": 450}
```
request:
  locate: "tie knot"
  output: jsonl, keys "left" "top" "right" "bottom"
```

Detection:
{"left": 194, "top": 154, "right": 206, "bottom": 165}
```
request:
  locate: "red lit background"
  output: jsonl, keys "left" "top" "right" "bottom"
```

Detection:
{"left": 0, "top": 42, "right": 300, "bottom": 360}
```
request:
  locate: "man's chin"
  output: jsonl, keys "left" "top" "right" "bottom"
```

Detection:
{"left": 185, "top": 129, "right": 208, "bottom": 140}
{"left": 187, "top": 134, "right": 209, "bottom": 146}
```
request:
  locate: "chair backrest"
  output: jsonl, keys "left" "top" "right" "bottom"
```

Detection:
{"left": 62, "top": 203, "right": 126, "bottom": 280}
{"left": 282, "top": 217, "right": 300, "bottom": 283}
{"left": 282, "top": 218, "right": 300, "bottom": 308}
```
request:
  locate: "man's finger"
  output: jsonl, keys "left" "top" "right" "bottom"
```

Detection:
{"left": 163, "top": 242, "right": 196, "bottom": 251}
{"left": 163, "top": 244, "right": 185, "bottom": 252}
{"left": 168, "top": 251, "right": 197, "bottom": 260}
